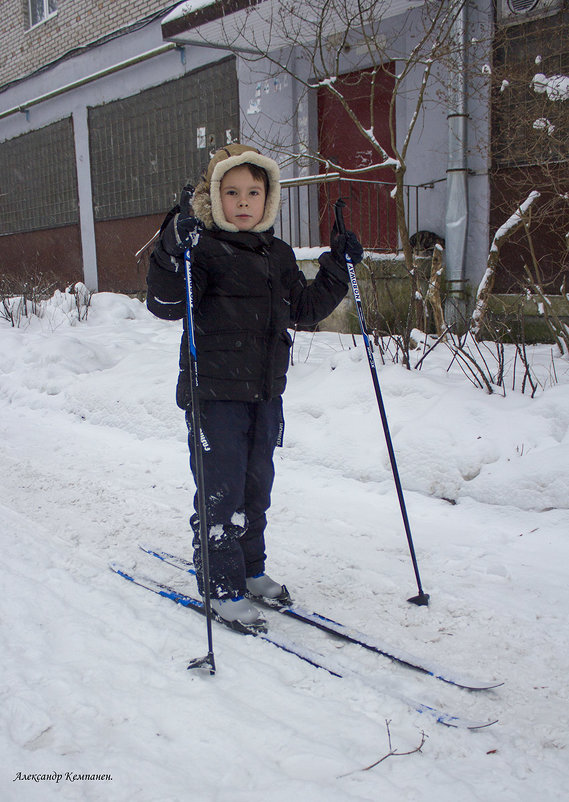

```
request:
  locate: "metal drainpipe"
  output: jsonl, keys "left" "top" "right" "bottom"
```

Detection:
{"left": 445, "top": 1, "right": 469, "bottom": 325}
{"left": 0, "top": 43, "right": 180, "bottom": 121}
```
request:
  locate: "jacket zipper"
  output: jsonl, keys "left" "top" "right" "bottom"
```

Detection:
{"left": 262, "top": 247, "right": 276, "bottom": 400}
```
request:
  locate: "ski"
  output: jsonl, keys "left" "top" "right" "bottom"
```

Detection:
{"left": 140, "top": 545, "right": 503, "bottom": 692}
{"left": 109, "top": 561, "right": 497, "bottom": 730}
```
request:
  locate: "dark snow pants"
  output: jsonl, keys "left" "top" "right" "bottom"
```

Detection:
{"left": 186, "top": 398, "right": 284, "bottom": 599}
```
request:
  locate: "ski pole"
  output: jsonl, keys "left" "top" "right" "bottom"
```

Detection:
{"left": 183, "top": 233, "right": 217, "bottom": 673}
{"left": 334, "top": 198, "right": 429, "bottom": 607}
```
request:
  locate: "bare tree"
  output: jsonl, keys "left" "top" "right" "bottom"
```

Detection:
{"left": 489, "top": 10, "right": 569, "bottom": 298}
{"left": 187, "top": 0, "right": 476, "bottom": 334}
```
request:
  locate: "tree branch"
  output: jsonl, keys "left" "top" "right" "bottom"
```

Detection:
{"left": 470, "top": 191, "right": 541, "bottom": 338}
{"left": 338, "top": 720, "right": 427, "bottom": 778}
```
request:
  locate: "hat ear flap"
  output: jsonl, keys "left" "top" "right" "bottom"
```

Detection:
{"left": 191, "top": 181, "right": 213, "bottom": 229}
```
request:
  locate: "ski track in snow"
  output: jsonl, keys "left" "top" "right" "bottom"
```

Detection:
{"left": 1, "top": 292, "right": 569, "bottom": 801}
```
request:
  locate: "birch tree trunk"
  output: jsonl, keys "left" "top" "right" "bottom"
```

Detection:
{"left": 470, "top": 191, "right": 541, "bottom": 338}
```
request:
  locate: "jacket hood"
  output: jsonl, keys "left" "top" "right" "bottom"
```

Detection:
{"left": 192, "top": 144, "right": 281, "bottom": 233}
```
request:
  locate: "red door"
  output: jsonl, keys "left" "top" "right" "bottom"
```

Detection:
{"left": 318, "top": 65, "right": 397, "bottom": 250}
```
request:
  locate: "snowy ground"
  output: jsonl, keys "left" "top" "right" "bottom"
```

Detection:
{"left": 1, "top": 289, "right": 568, "bottom": 801}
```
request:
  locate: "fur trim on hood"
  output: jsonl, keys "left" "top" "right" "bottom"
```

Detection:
{"left": 192, "top": 144, "right": 281, "bottom": 232}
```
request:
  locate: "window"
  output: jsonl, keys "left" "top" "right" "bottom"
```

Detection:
{"left": 0, "top": 118, "right": 78, "bottom": 235}
{"left": 29, "top": 0, "right": 57, "bottom": 28}
{"left": 88, "top": 58, "right": 239, "bottom": 221}
{"left": 492, "top": 10, "right": 569, "bottom": 167}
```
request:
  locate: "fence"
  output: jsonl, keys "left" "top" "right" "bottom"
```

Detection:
{"left": 275, "top": 172, "right": 431, "bottom": 252}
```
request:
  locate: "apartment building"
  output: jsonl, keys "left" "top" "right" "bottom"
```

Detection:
{"left": 1, "top": 1, "right": 566, "bottom": 305}
{"left": 0, "top": 1, "right": 239, "bottom": 292}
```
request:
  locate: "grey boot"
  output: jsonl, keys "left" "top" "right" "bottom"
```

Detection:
{"left": 211, "top": 596, "right": 265, "bottom": 628}
{"left": 246, "top": 572, "right": 289, "bottom": 601}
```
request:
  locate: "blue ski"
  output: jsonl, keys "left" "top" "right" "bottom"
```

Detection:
{"left": 139, "top": 545, "right": 503, "bottom": 692}
{"left": 109, "top": 561, "right": 497, "bottom": 730}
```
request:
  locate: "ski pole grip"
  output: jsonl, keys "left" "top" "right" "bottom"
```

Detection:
{"left": 334, "top": 198, "right": 347, "bottom": 235}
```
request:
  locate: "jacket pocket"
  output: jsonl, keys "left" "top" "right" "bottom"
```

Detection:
{"left": 176, "top": 368, "right": 191, "bottom": 410}
{"left": 274, "top": 330, "right": 293, "bottom": 380}
{"left": 197, "top": 332, "right": 264, "bottom": 381}
{"left": 198, "top": 332, "right": 247, "bottom": 352}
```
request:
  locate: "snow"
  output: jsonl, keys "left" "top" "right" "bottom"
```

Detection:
{"left": 293, "top": 246, "right": 328, "bottom": 261}
{"left": 293, "top": 248, "right": 404, "bottom": 263}
{"left": 363, "top": 127, "right": 380, "bottom": 148}
{"left": 490, "top": 190, "right": 541, "bottom": 251}
{"left": 532, "top": 73, "right": 569, "bottom": 102}
{"left": 310, "top": 77, "right": 338, "bottom": 89}
{"left": 533, "top": 118, "right": 555, "bottom": 136}
{"left": 2, "top": 291, "right": 569, "bottom": 801}
{"left": 162, "top": 0, "right": 214, "bottom": 25}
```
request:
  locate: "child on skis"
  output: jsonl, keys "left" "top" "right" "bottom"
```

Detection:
{"left": 146, "top": 143, "right": 363, "bottom": 629}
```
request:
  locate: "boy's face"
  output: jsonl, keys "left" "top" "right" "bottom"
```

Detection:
{"left": 220, "top": 165, "right": 266, "bottom": 231}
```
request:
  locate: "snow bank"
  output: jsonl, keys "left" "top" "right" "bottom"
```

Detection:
{"left": 1, "top": 292, "right": 569, "bottom": 801}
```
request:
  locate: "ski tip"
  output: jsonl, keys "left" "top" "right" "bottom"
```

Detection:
{"left": 468, "top": 718, "right": 499, "bottom": 730}
{"left": 413, "top": 701, "right": 499, "bottom": 730}
{"left": 437, "top": 712, "right": 499, "bottom": 730}
{"left": 452, "top": 679, "right": 505, "bottom": 691}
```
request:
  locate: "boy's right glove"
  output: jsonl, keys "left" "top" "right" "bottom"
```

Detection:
{"left": 330, "top": 223, "right": 364, "bottom": 268}
{"left": 174, "top": 184, "right": 202, "bottom": 251}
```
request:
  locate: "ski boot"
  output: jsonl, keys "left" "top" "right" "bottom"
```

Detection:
{"left": 211, "top": 596, "right": 267, "bottom": 633}
{"left": 246, "top": 572, "right": 292, "bottom": 605}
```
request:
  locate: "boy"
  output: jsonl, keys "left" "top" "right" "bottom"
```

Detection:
{"left": 146, "top": 144, "right": 362, "bottom": 628}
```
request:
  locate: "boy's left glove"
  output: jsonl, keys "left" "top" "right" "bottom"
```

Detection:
{"left": 330, "top": 223, "right": 364, "bottom": 268}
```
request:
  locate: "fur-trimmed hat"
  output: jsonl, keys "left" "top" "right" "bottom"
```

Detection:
{"left": 192, "top": 144, "right": 281, "bottom": 232}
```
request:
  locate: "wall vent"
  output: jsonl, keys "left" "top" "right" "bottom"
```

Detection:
{"left": 497, "top": 0, "right": 563, "bottom": 26}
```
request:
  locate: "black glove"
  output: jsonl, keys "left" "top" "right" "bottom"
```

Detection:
{"left": 175, "top": 184, "right": 202, "bottom": 250}
{"left": 330, "top": 223, "right": 364, "bottom": 267}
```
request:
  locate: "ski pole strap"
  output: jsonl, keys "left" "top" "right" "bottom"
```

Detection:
{"left": 334, "top": 197, "right": 347, "bottom": 236}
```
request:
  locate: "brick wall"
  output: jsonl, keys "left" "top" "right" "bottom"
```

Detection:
{"left": 0, "top": 1, "right": 177, "bottom": 89}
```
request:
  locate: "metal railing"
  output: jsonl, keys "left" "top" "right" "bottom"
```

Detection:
{"left": 275, "top": 172, "right": 430, "bottom": 252}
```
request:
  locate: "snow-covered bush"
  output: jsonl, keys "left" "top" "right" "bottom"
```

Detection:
{"left": 0, "top": 278, "right": 92, "bottom": 328}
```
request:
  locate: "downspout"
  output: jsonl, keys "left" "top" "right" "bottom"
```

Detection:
{"left": 445, "top": 0, "right": 469, "bottom": 325}
{"left": 0, "top": 43, "right": 181, "bottom": 121}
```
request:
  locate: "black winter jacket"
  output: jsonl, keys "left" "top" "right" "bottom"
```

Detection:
{"left": 146, "top": 211, "right": 348, "bottom": 407}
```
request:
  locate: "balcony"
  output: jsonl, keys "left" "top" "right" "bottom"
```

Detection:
{"left": 276, "top": 172, "right": 432, "bottom": 252}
